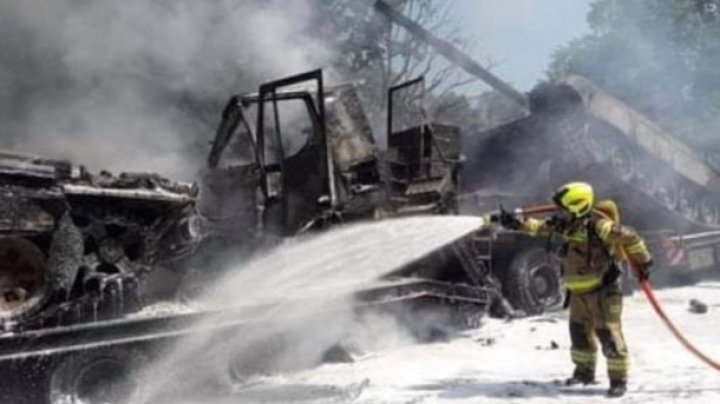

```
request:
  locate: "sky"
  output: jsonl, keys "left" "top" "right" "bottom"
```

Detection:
{"left": 451, "top": 0, "right": 594, "bottom": 91}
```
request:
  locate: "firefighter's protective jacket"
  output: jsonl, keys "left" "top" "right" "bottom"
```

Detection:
{"left": 521, "top": 211, "right": 652, "bottom": 293}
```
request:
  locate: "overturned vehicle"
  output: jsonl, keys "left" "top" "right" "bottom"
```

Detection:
{"left": 0, "top": 151, "right": 201, "bottom": 330}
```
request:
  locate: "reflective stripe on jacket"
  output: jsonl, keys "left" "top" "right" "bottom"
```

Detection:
{"left": 520, "top": 209, "right": 651, "bottom": 293}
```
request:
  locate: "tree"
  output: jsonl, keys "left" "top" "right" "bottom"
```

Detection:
{"left": 319, "top": 0, "right": 489, "bottom": 137}
{"left": 548, "top": 0, "right": 720, "bottom": 156}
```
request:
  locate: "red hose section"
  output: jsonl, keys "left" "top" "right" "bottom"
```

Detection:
{"left": 636, "top": 276, "right": 720, "bottom": 371}
{"left": 520, "top": 204, "right": 556, "bottom": 216}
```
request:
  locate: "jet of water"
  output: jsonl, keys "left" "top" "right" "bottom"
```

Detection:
{"left": 136, "top": 215, "right": 484, "bottom": 403}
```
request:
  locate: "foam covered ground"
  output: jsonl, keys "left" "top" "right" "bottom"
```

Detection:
{"left": 221, "top": 282, "right": 720, "bottom": 403}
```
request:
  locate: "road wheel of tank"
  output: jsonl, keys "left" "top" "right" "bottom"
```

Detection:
{"left": 677, "top": 188, "right": 700, "bottom": 222}
{"left": 582, "top": 126, "right": 613, "bottom": 162}
{"left": 48, "top": 347, "right": 148, "bottom": 404}
{"left": 0, "top": 237, "right": 50, "bottom": 322}
{"left": 655, "top": 182, "right": 680, "bottom": 211}
{"left": 698, "top": 196, "right": 720, "bottom": 226}
{"left": 608, "top": 145, "right": 636, "bottom": 182}
{"left": 504, "top": 247, "right": 564, "bottom": 316}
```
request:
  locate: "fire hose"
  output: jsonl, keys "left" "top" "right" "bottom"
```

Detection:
{"left": 503, "top": 204, "right": 720, "bottom": 372}
{"left": 634, "top": 269, "right": 720, "bottom": 371}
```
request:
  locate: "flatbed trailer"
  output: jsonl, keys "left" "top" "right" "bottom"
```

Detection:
{"left": 0, "top": 278, "right": 493, "bottom": 404}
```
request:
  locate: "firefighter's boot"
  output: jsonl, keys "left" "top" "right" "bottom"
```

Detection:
{"left": 606, "top": 379, "right": 627, "bottom": 398}
{"left": 564, "top": 367, "right": 596, "bottom": 386}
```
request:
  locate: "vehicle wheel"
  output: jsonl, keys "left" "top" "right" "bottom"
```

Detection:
{"left": 49, "top": 347, "right": 148, "bottom": 404}
{"left": 504, "top": 247, "right": 564, "bottom": 316}
{"left": 583, "top": 126, "right": 613, "bottom": 162}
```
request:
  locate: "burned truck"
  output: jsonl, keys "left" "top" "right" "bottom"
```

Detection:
{"left": 197, "top": 69, "right": 540, "bottom": 316}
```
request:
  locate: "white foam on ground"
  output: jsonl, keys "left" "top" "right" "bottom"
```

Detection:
{"left": 216, "top": 282, "right": 720, "bottom": 403}
{"left": 136, "top": 215, "right": 484, "bottom": 402}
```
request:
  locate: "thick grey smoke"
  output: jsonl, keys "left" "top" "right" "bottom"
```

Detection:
{"left": 0, "top": 0, "right": 333, "bottom": 179}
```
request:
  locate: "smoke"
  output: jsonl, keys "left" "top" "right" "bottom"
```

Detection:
{"left": 0, "top": 0, "right": 333, "bottom": 179}
{"left": 549, "top": 0, "right": 720, "bottom": 155}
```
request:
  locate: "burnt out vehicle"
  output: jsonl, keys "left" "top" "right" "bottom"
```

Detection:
{"left": 197, "top": 69, "right": 508, "bottom": 314}
{"left": 0, "top": 151, "right": 201, "bottom": 329}
{"left": 0, "top": 151, "right": 203, "bottom": 403}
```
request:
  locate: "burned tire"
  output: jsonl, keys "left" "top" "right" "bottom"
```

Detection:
{"left": 49, "top": 347, "right": 148, "bottom": 404}
{"left": 504, "top": 247, "right": 564, "bottom": 316}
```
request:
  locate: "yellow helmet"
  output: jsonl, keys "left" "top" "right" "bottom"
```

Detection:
{"left": 552, "top": 182, "right": 594, "bottom": 218}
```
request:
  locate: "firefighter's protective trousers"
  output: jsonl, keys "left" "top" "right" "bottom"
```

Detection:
{"left": 568, "top": 282, "right": 628, "bottom": 381}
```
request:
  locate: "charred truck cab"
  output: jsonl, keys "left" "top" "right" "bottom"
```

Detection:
{"left": 200, "top": 69, "right": 564, "bottom": 318}
{"left": 199, "top": 68, "right": 503, "bottom": 317}
{"left": 202, "top": 70, "right": 455, "bottom": 237}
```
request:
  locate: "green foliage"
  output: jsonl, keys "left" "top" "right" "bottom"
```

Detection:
{"left": 549, "top": 0, "right": 720, "bottom": 152}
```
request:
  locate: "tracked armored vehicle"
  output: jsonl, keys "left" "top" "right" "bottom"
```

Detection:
{"left": 0, "top": 151, "right": 200, "bottom": 330}
{"left": 464, "top": 75, "right": 720, "bottom": 233}
{"left": 0, "top": 151, "right": 206, "bottom": 403}
{"left": 374, "top": 0, "right": 720, "bottom": 234}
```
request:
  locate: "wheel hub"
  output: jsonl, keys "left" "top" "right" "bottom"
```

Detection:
{"left": 529, "top": 264, "right": 562, "bottom": 306}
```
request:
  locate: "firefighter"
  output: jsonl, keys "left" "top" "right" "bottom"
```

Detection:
{"left": 497, "top": 182, "right": 653, "bottom": 398}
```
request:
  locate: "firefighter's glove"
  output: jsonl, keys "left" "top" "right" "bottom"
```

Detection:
{"left": 635, "top": 259, "right": 653, "bottom": 281}
{"left": 545, "top": 214, "right": 567, "bottom": 229}
{"left": 498, "top": 209, "right": 522, "bottom": 230}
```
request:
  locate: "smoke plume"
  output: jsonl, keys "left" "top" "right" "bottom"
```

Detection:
{"left": 0, "top": 0, "right": 333, "bottom": 179}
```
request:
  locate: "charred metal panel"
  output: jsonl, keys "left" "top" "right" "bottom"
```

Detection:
{"left": 326, "top": 85, "right": 377, "bottom": 173}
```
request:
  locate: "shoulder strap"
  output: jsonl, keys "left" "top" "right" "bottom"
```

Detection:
{"left": 586, "top": 214, "right": 614, "bottom": 261}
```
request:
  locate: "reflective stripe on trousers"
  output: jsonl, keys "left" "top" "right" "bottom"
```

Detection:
{"left": 568, "top": 285, "right": 629, "bottom": 381}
